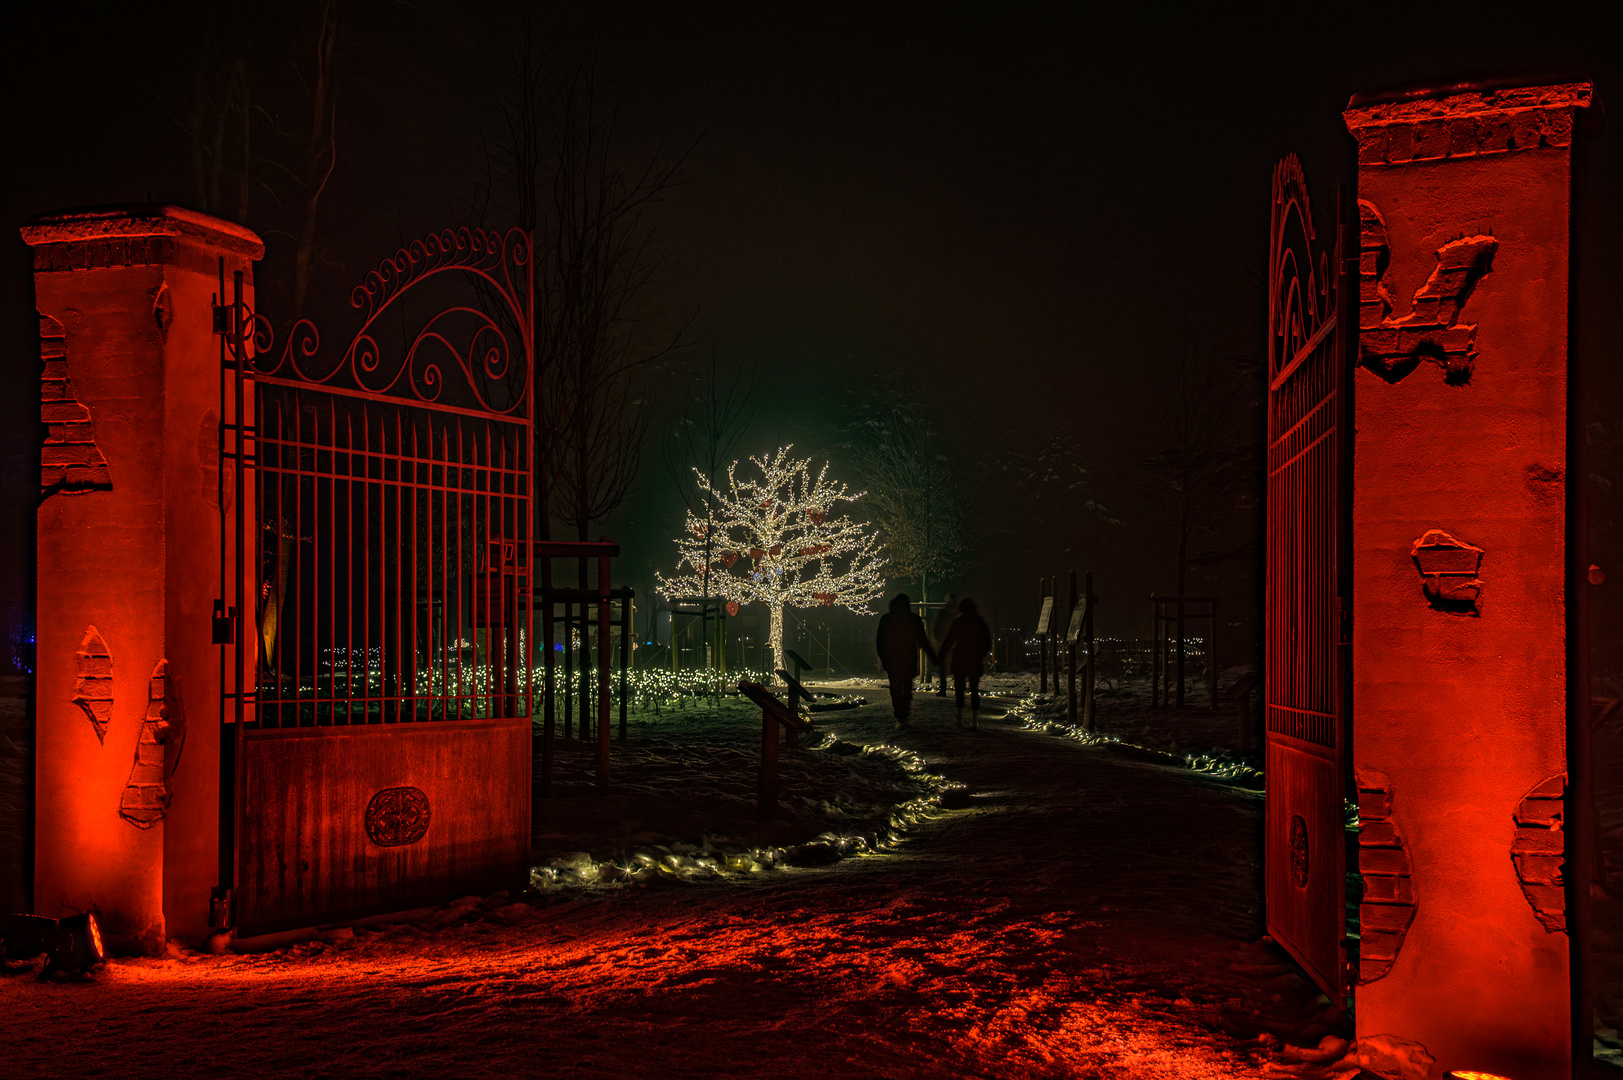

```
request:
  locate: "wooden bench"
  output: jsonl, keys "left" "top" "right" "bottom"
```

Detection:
{"left": 738, "top": 681, "right": 813, "bottom": 820}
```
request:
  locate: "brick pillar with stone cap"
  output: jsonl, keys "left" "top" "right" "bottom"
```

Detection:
{"left": 22, "top": 205, "right": 262, "bottom": 953}
{"left": 1343, "top": 81, "right": 1591, "bottom": 1080}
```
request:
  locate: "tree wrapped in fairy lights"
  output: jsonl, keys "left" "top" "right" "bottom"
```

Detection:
{"left": 658, "top": 446, "right": 887, "bottom": 677}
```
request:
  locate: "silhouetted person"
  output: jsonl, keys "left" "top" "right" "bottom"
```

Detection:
{"left": 876, "top": 593, "right": 935, "bottom": 723}
{"left": 930, "top": 592, "right": 958, "bottom": 697}
{"left": 938, "top": 597, "right": 992, "bottom": 728}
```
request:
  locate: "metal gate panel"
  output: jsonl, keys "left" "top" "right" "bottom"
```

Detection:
{"left": 237, "top": 719, "right": 528, "bottom": 934}
{"left": 1265, "top": 158, "right": 1349, "bottom": 1000}
{"left": 219, "top": 227, "right": 536, "bottom": 935}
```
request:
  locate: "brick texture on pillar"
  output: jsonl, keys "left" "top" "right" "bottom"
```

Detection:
{"left": 22, "top": 205, "right": 262, "bottom": 953}
{"left": 1344, "top": 82, "right": 1590, "bottom": 1080}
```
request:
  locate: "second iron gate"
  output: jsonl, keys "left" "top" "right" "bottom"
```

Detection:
{"left": 1264, "top": 157, "right": 1352, "bottom": 1001}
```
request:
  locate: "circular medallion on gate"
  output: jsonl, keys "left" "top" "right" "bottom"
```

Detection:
{"left": 1289, "top": 814, "right": 1310, "bottom": 888}
{"left": 366, "top": 786, "right": 431, "bottom": 847}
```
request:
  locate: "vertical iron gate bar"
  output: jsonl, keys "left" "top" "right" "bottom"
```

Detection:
{"left": 597, "top": 553, "right": 610, "bottom": 785}
{"left": 568, "top": 603, "right": 576, "bottom": 738}
{"left": 292, "top": 395, "right": 301, "bottom": 730}
{"left": 345, "top": 406, "right": 355, "bottom": 723}
{"left": 541, "top": 555, "right": 555, "bottom": 794}
{"left": 364, "top": 409, "right": 372, "bottom": 715}
{"left": 453, "top": 420, "right": 463, "bottom": 721}
{"left": 1337, "top": 181, "right": 1358, "bottom": 993}
{"left": 231, "top": 268, "right": 250, "bottom": 912}
{"left": 215, "top": 258, "right": 232, "bottom": 914}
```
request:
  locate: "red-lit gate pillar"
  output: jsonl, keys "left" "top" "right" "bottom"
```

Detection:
{"left": 22, "top": 206, "right": 262, "bottom": 953}
{"left": 1343, "top": 83, "right": 1591, "bottom": 1079}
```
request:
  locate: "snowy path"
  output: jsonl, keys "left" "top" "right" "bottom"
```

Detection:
{"left": 2, "top": 694, "right": 1337, "bottom": 1079}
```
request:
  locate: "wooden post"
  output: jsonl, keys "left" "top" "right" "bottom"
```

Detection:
{"left": 1175, "top": 594, "right": 1186, "bottom": 709}
{"left": 1038, "top": 577, "right": 1048, "bottom": 695}
{"left": 1049, "top": 577, "right": 1060, "bottom": 694}
{"left": 700, "top": 602, "right": 711, "bottom": 701}
{"left": 1236, "top": 681, "right": 1252, "bottom": 754}
{"left": 786, "top": 655, "right": 801, "bottom": 750}
{"left": 1150, "top": 598, "right": 1160, "bottom": 709}
{"left": 1067, "top": 569, "right": 1078, "bottom": 725}
{"left": 1207, "top": 598, "right": 1218, "bottom": 711}
{"left": 760, "top": 704, "right": 779, "bottom": 817}
{"left": 1083, "top": 571, "right": 1096, "bottom": 730}
{"left": 563, "top": 603, "right": 574, "bottom": 738}
{"left": 597, "top": 551, "right": 612, "bottom": 788}
{"left": 738, "top": 681, "right": 811, "bottom": 821}
{"left": 619, "top": 592, "right": 631, "bottom": 742}
{"left": 541, "top": 558, "right": 555, "bottom": 795}
{"left": 582, "top": 599, "right": 595, "bottom": 740}
{"left": 717, "top": 602, "right": 727, "bottom": 677}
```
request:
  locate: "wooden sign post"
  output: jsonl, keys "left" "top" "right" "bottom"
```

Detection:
{"left": 1035, "top": 587, "right": 1054, "bottom": 695}
{"left": 1083, "top": 571, "right": 1096, "bottom": 730}
{"left": 1065, "top": 570, "right": 1082, "bottom": 725}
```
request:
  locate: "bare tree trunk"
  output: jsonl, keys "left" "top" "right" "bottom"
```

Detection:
{"left": 185, "top": 4, "right": 255, "bottom": 223}
{"left": 768, "top": 602, "right": 785, "bottom": 680}
{"left": 291, "top": 0, "right": 339, "bottom": 321}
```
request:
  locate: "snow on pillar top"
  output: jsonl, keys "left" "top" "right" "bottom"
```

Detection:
{"left": 1342, "top": 80, "right": 1593, "bottom": 167}
{"left": 20, "top": 203, "right": 264, "bottom": 272}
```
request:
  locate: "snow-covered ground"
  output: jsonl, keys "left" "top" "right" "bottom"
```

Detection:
{"left": 3, "top": 680, "right": 1396, "bottom": 1079}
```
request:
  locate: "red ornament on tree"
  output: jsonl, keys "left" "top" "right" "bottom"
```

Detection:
{"left": 721, "top": 550, "right": 738, "bottom": 568}
{"left": 725, "top": 601, "right": 739, "bottom": 616}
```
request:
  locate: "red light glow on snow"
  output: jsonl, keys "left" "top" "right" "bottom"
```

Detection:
{"left": 2, "top": 886, "right": 1330, "bottom": 1078}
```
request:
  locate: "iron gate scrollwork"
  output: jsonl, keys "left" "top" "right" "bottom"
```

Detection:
{"left": 218, "top": 227, "right": 536, "bottom": 936}
{"left": 1265, "top": 157, "right": 1351, "bottom": 1000}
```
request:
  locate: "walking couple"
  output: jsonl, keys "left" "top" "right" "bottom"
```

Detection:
{"left": 875, "top": 593, "right": 991, "bottom": 728}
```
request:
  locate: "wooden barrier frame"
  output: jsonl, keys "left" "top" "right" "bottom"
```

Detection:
{"left": 535, "top": 540, "right": 620, "bottom": 794}
{"left": 783, "top": 648, "right": 817, "bottom": 714}
{"left": 738, "top": 680, "right": 812, "bottom": 820}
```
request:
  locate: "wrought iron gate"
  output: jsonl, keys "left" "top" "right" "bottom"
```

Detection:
{"left": 217, "top": 229, "right": 535, "bottom": 935}
{"left": 1265, "top": 158, "right": 1351, "bottom": 999}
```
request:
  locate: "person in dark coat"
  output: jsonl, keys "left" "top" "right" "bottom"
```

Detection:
{"left": 938, "top": 597, "right": 992, "bottom": 728}
{"left": 876, "top": 593, "right": 935, "bottom": 723}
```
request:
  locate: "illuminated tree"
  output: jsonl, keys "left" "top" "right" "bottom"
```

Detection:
{"left": 657, "top": 447, "right": 886, "bottom": 677}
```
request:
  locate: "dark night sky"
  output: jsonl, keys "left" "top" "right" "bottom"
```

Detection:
{"left": 5, "top": 1, "right": 1623, "bottom": 667}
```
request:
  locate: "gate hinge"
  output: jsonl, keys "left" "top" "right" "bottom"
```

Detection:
{"left": 212, "top": 600, "right": 236, "bottom": 645}
{"left": 1341, "top": 935, "right": 1360, "bottom": 988}
{"left": 1336, "top": 597, "right": 1351, "bottom": 646}
{"left": 209, "top": 887, "right": 235, "bottom": 929}
{"left": 212, "top": 302, "right": 234, "bottom": 336}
